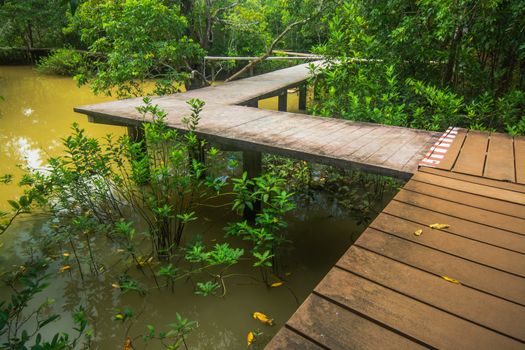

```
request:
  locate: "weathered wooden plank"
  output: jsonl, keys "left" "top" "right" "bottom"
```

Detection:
{"left": 369, "top": 213, "right": 525, "bottom": 277}
{"left": 265, "top": 327, "right": 325, "bottom": 350}
{"left": 402, "top": 135, "right": 440, "bottom": 173}
{"left": 453, "top": 131, "right": 489, "bottom": 176}
{"left": 516, "top": 137, "right": 525, "bottom": 185}
{"left": 332, "top": 127, "right": 397, "bottom": 159}
{"left": 420, "top": 167, "right": 525, "bottom": 194}
{"left": 393, "top": 189, "right": 525, "bottom": 234}
{"left": 286, "top": 294, "right": 425, "bottom": 350}
{"left": 316, "top": 267, "right": 523, "bottom": 349}
{"left": 351, "top": 128, "right": 412, "bottom": 163}
{"left": 337, "top": 246, "right": 525, "bottom": 341}
{"left": 412, "top": 171, "right": 525, "bottom": 205}
{"left": 405, "top": 179, "right": 525, "bottom": 217}
{"left": 383, "top": 200, "right": 525, "bottom": 253}
{"left": 484, "top": 133, "right": 516, "bottom": 182}
{"left": 373, "top": 130, "right": 430, "bottom": 167}
{"left": 356, "top": 228, "right": 525, "bottom": 305}
{"left": 435, "top": 128, "right": 467, "bottom": 170}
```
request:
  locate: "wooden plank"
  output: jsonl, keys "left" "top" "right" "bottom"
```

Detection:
{"left": 412, "top": 171, "right": 525, "bottom": 205}
{"left": 402, "top": 135, "right": 440, "bottom": 173}
{"left": 484, "top": 133, "right": 516, "bottom": 182}
{"left": 516, "top": 137, "right": 525, "bottom": 184}
{"left": 404, "top": 179, "right": 525, "bottom": 217}
{"left": 393, "top": 189, "right": 525, "bottom": 234}
{"left": 286, "top": 294, "right": 425, "bottom": 350}
{"left": 369, "top": 213, "right": 525, "bottom": 277}
{"left": 420, "top": 166, "right": 525, "bottom": 194}
{"left": 356, "top": 228, "right": 525, "bottom": 305}
{"left": 337, "top": 246, "right": 525, "bottom": 341}
{"left": 453, "top": 131, "right": 489, "bottom": 176}
{"left": 333, "top": 127, "right": 397, "bottom": 159}
{"left": 316, "top": 267, "right": 524, "bottom": 349}
{"left": 265, "top": 327, "right": 325, "bottom": 350}
{"left": 383, "top": 200, "right": 525, "bottom": 253}
{"left": 434, "top": 128, "right": 468, "bottom": 170}
{"left": 376, "top": 131, "right": 433, "bottom": 168}
{"left": 351, "top": 128, "right": 412, "bottom": 163}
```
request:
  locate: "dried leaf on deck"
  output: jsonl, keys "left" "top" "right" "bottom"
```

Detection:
{"left": 442, "top": 276, "right": 461, "bottom": 284}
{"left": 429, "top": 223, "right": 450, "bottom": 230}
{"left": 270, "top": 282, "right": 284, "bottom": 288}
{"left": 414, "top": 229, "right": 423, "bottom": 236}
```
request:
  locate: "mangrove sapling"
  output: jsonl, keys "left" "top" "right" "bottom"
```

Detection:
{"left": 227, "top": 173, "right": 296, "bottom": 280}
{"left": 0, "top": 260, "right": 91, "bottom": 349}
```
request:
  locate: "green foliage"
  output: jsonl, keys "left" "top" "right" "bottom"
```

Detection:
{"left": 195, "top": 281, "right": 220, "bottom": 296}
{"left": 143, "top": 313, "right": 197, "bottom": 349}
{"left": 36, "top": 48, "right": 86, "bottom": 76}
{"left": 0, "top": 0, "right": 70, "bottom": 49}
{"left": 313, "top": 0, "right": 525, "bottom": 134}
{"left": 0, "top": 261, "right": 90, "bottom": 349}
{"left": 69, "top": 0, "right": 204, "bottom": 97}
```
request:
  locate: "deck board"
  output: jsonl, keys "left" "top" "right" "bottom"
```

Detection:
{"left": 315, "top": 268, "right": 524, "bottom": 349}
{"left": 337, "top": 246, "right": 525, "bottom": 341}
{"left": 484, "top": 133, "right": 516, "bottom": 182}
{"left": 453, "top": 131, "right": 489, "bottom": 176}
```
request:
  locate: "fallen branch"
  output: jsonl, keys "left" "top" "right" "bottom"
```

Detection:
{"left": 224, "top": 17, "right": 310, "bottom": 82}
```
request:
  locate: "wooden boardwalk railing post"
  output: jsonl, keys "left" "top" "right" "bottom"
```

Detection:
{"left": 278, "top": 90, "right": 287, "bottom": 112}
{"left": 299, "top": 83, "right": 307, "bottom": 111}
{"left": 243, "top": 150, "right": 262, "bottom": 221}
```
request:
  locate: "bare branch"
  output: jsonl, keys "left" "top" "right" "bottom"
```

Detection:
{"left": 224, "top": 18, "right": 310, "bottom": 82}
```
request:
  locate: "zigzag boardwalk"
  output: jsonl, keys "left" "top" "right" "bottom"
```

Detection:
{"left": 75, "top": 64, "right": 525, "bottom": 349}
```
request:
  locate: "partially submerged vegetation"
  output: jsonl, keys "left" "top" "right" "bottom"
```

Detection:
{"left": 1, "top": 0, "right": 523, "bottom": 348}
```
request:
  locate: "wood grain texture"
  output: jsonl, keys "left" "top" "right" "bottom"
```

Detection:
{"left": 316, "top": 268, "right": 524, "bottom": 349}
{"left": 516, "top": 137, "right": 525, "bottom": 184}
{"left": 453, "top": 131, "right": 489, "bottom": 176}
{"left": 484, "top": 133, "right": 516, "bottom": 182}
{"left": 264, "top": 327, "right": 325, "bottom": 350}
{"left": 337, "top": 246, "right": 525, "bottom": 341}
{"left": 435, "top": 128, "right": 467, "bottom": 170}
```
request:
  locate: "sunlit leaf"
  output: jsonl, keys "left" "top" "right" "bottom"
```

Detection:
{"left": 253, "top": 311, "right": 274, "bottom": 326}
{"left": 247, "top": 331, "right": 254, "bottom": 346}
{"left": 414, "top": 229, "right": 423, "bottom": 236}
{"left": 270, "top": 282, "right": 284, "bottom": 287}
{"left": 442, "top": 276, "right": 461, "bottom": 284}
{"left": 429, "top": 223, "right": 450, "bottom": 230}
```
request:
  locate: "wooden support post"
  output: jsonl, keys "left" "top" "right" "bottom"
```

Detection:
{"left": 246, "top": 99, "right": 258, "bottom": 108}
{"left": 299, "top": 83, "right": 307, "bottom": 111}
{"left": 278, "top": 90, "right": 287, "bottom": 112}
{"left": 243, "top": 150, "right": 262, "bottom": 221}
{"left": 127, "top": 124, "right": 145, "bottom": 144}
{"left": 249, "top": 66, "right": 254, "bottom": 77}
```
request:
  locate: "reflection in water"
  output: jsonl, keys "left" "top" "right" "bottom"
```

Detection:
{"left": 0, "top": 66, "right": 124, "bottom": 207}
{"left": 0, "top": 66, "right": 372, "bottom": 349}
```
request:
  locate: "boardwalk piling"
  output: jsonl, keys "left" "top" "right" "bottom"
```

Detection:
{"left": 243, "top": 150, "right": 262, "bottom": 221}
{"left": 278, "top": 90, "right": 287, "bottom": 112}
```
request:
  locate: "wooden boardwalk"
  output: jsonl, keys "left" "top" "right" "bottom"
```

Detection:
{"left": 75, "top": 63, "right": 440, "bottom": 179}
{"left": 266, "top": 129, "right": 525, "bottom": 349}
{"left": 75, "top": 64, "right": 525, "bottom": 349}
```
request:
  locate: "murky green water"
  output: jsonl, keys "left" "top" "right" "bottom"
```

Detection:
{"left": 0, "top": 66, "right": 374, "bottom": 349}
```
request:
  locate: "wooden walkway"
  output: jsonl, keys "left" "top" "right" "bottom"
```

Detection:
{"left": 74, "top": 63, "right": 525, "bottom": 349}
{"left": 266, "top": 129, "right": 525, "bottom": 349}
{"left": 75, "top": 63, "right": 440, "bottom": 179}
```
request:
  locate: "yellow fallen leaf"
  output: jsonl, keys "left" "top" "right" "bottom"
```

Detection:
{"left": 123, "top": 338, "right": 132, "bottom": 350}
{"left": 62, "top": 252, "right": 70, "bottom": 257}
{"left": 59, "top": 265, "right": 71, "bottom": 273}
{"left": 270, "top": 282, "right": 284, "bottom": 288}
{"left": 253, "top": 311, "right": 274, "bottom": 326}
{"left": 111, "top": 283, "right": 120, "bottom": 289}
{"left": 414, "top": 229, "right": 423, "bottom": 236}
{"left": 114, "top": 313, "right": 124, "bottom": 320}
{"left": 247, "top": 331, "right": 254, "bottom": 346}
{"left": 116, "top": 249, "right": 125, "bottom": 253}
{"left": 429, "top": 223, "right": 450, "bottom": 230}
{"left": 442, "top": 276, "right": 461, "bottom": 284}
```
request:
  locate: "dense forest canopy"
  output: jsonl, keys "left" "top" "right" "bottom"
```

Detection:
{"left": 0, "top": 0, "right": 524, "bottom": 133}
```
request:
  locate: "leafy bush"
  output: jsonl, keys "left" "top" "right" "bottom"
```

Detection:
{"left": 36, "top": 48, "right": 86, "bottom": 76}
